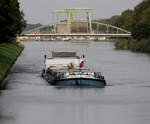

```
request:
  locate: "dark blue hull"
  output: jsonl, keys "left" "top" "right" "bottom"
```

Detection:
{"left": 54, "top": 78, "right": 106, "bottom": 87}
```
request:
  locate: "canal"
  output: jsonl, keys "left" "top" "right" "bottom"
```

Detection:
{"left": 0, "top": 41, "right": 150, "bottom": 124}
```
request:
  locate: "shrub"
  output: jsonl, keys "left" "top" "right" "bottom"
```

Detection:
{"left": 115, "top": 39, "right": 129, "bottom": 50}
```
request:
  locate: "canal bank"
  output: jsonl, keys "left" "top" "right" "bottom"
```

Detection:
{"left": 0, "top": 42, "right": 24, "bottom": 88}
{"left": 115, "top": 38, "right": 150, "bottom": 54}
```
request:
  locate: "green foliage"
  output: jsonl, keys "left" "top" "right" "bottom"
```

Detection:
{"left": 0, "top": 0, "right": 26, "bottom": 42}
{"left": 0, "top": 43, "right": 24, "bottom": 82}
{"left": 115, "top": 37, "right": 150, "bottom": 53}
{"left": 131, "top": 23, "right": 150, "bottom": 40}
{"left": 112, "top": 0, "right": 150, "bottom": 53}
{"left": 131, "top": 0, "right": 150, "bottom": 40}
{"left": 129, "top": 37, "right": 150, "bottom": 53}
{"left": 96, "top": 10, "right": 133, "bottom": 32}
{"left": 97, "top": 0, "right": 150, "bottom": 40}
{"left": 119, "top": 10, "right": 133, "bottom": 31}
{"left": 24, "top": 23, "right": 42, "bottom": 32}
{"left": 95, "top": 15, "right": 120, "bottom": 25}
{"left": 115, "top": 39, "right": 129, "bottom": 50}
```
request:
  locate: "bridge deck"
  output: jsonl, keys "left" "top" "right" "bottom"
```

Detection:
{"left": 24, "top": 33, "right": 131, "bottom": 37}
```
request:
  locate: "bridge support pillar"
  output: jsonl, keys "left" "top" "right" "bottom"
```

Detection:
{"left": 54, "top": 13, "right": 58, "bottom": 33}
{"left": 117, "top": 28, "right": 119, "bottom": 34}
{"left": 97, "top": 24, "right": 98, "bottom": 34}
{"left": 107, "top": 26, "right": 109, "bottom": 33}
{"left": 87, "top": 12, "right": 92, "bottom": 33}
{"left": 71, "top": 13, "right": 76, "bottom": 20}
{"left": 67, "top": 12, "right": 71, "bottom": 33}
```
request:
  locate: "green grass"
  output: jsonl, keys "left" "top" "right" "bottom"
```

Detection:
{"left": 0, "top": 42, "right": 24, "bottom": 83}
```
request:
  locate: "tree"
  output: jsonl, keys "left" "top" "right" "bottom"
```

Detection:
{"left": 131, "top": 0, "right": 150, "bottom": 40}
{"left": 0, "top": 0, "right": 26, "bottom": 42}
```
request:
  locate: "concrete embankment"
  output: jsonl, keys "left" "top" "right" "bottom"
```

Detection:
{"left": 0, "top": 42, "right": 24, "bottom": 89}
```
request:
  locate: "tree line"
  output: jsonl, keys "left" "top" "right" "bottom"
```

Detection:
{"left": 24, "top": 23, "right": 42, "bottom": 32}
{"left": 0, "top": 0, "right": 26, "bottom": 43}
{"left": 97, "top": 0, "right": 150, "bottom": 53}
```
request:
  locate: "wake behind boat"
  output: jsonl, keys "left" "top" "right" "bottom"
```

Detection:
{"left": 42, "top": 51, "right": 106, "bottom": 87}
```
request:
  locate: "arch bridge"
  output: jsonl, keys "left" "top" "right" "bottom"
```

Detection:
{"left": 23, "top": 22, "right": 131, "bottom": 38}
{"left": 22, "top": 8, "right": 131, "bottom": 40}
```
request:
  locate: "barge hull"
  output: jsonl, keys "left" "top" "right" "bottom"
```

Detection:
{"left": 54, "top": 78, "right": 106, "bottom": 87}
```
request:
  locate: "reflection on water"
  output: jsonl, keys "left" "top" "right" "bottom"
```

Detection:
{"left": 0, "top": 41, "right": 150, "bottom": 124}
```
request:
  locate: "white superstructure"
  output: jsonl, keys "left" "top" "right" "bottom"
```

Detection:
{"left": 44, "top": 51, "right": 85, "bottom": 70}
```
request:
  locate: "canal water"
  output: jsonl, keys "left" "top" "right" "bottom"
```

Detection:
{"left": 0, "top": 41, "right": 150, "bottom": 124}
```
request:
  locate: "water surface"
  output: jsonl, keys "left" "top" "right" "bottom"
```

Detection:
{"left": 0, "top": 41, "right": 150, "bottom": 124}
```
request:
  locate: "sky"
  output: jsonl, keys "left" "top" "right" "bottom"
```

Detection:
{"left": 18, "top": 0, "right": 142, "bottom": 25}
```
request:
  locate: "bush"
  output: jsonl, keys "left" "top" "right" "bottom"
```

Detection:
{"left": 129, "top": 37, "right": 150, "bottom": 53}
{"left": 115, "top": 39, "right": 129, "bottom": 50}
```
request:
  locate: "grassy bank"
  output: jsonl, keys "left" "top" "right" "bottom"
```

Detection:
{"left": 115, "top": 38, "right": 150, "bottom": 53}
{"left": 0, "top": 42, "right": 24, "bottom": 86}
